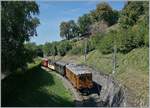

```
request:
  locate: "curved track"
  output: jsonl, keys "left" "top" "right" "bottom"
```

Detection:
{"left": 41, "top": 66, "right": 125, "bottom": 107}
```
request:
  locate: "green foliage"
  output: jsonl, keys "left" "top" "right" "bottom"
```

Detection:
{"left": 69, "top": 46, "right": 83, "bottom": 55}
{"left": 43, "top": 42, "right": 51, "bottom": 56}
{"left": 90, "top": 33, "right": 105, "bottom": 48}
{"left": 57, "top": 40, "right": 72, "bottom": 56}
{"left": 78, "top": 13, "right": 92, "bottom": 35}
{"left": 97, "top": 12, "right": 148, "bottom": 54}
{"left": 1, "top": 1, "right": 40, "bottom": 73}
{"left": 68, "top": 20, "right": 80, "bottom": 38}
{"left": 118, "top": 1, "right": 149, "bottom": 28}
{"left": 116, "top": 15, "right": 148, "bottom": 53}
{"left": 69, "top": 39, "right": 95, "bottom": 55}
{"left": 43, "top": 40, "right": 72, "bottom": 56}
{"left": 60, "top": 22, "right": 70, "bottom": 39}
{"left": 36, "top": 48, "right": 43, "bottom": 57}
{"left": 43, "top": 42, "right": 58, "bottom": 56}
{"left": 25, "top": 42, "right": 43, "bottom": 58}
{"left": 116, "top": 29, "right": 136, "bottom": 53}
{"left": 135, "top": 15, "right": 149, "bottom": 46}
{"left": 98, "top": 32, "right": 114, "bottom": 54}
{"left": 90, "top": 2, "right": 119, "bottom": 26}
{"left": 60, "top": 20, "right": 80, "bottom": 40}
{"left": 50, "top": 42, "right": 58, "bottom": 56}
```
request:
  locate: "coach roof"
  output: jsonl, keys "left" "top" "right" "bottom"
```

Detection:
{"left": 66, "top": 64, "right": 92, "bottom": 75}
{"left": 55, "top": 61, "right": 68, "bottom": 66}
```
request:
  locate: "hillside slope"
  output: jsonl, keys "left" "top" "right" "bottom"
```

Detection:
{"left": 50, "top": 47, "right": 149, "bottom": 106}
{"left": 85, "top": 47, "right": 149, "bottom": 106}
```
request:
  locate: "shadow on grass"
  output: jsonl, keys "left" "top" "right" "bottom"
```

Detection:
{"left": 1, "top": 64, "right": 74, "bottom": 107}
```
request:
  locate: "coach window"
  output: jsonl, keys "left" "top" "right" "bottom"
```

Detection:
{"left": 86, "top": 75, "right": 91, "bottom": 80}
{"left": 79, "top": 75, "right": 86, "bottom": 81}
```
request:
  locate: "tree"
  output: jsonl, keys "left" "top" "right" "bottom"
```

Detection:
{"left": 60, "top": 20, "right": 80, "bottom": 40}
{"left": 51, "top": 42, "right": 58, "bottom": 56}
{"left": 90, "top": 2, "right": 118, "bottom": 26}
{"left": 43, "top": 42, "right": 51, "bottom": 56}
{"left": 68, "top": 20, "right": 80, "bottom": 38}
{"left": 78, "top": 13, "right": 92, "bottom": 35}
{"left": 57, "top": 40, "right": 72, "bottom": 56}
{"left": 118, "top": 1, "right": 149, "bottom": 28}
{"left": 60, "top": 21, "right": 70, "bottom": 40}
{"left": 1, "top": 1, "right": 40, "bottom": 73}
{"left": 36, "top": 48, "right": 43, "bottom": 57}
{"left": 25, "top": 42, "right": 44, "bottom": 57}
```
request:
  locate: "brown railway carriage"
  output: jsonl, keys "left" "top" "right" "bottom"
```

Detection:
{"left": 65, "top": 64, "right": 93, "bottom": 90}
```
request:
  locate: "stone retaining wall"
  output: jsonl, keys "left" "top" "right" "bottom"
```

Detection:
{"left": 92, "top": 70, "right": 127, "bottom": 107}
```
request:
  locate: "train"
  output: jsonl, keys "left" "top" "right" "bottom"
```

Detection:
{"left": 41, "top": 58, "right": 93, "bottom": 94}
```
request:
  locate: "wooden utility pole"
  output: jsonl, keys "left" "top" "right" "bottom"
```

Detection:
{"left": 112, "top": 44, "right": 117, "bottom": 74}
{"left": 112, "top": 30, "right": 117, "bottom": 75}
{"left": 84, "top": 38, "right": 87, "bottom": 63}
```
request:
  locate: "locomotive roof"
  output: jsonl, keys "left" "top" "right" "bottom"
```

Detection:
{"left": 66, "top": 64, "right": 92, "bottom": 75}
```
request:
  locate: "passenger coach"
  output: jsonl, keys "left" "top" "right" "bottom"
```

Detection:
{"left": 65, "top": 64, "right": 93, "bottom": 91}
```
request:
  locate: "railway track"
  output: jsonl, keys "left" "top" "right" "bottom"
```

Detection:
{"left": 41, "top": 66, "right": 103, "bottom": 107}
{"left": 41, "top": 66, "right": 125, "bottom": 107}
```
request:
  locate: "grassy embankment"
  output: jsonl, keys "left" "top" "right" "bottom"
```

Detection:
{"left": 49, "top": 47, "right": 149, "bottom": 106}
{"left": 85, "top": 47, "right": 149, "bottom": 106}
{"left": 2, "top": 58, "right": 74, "bottom": 107}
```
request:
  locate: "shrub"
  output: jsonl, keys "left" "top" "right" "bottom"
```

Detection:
{"left": 69, "top": 46, "right": 83, "bottom": 55}
{"left": 57, "top": 40, "right": 72, "bottom": 56}
{"left": 98, "top": 32, "right": 114, "bottom": 54}
{"left": 116, "top": 29, "right": 135, "bottom": 53}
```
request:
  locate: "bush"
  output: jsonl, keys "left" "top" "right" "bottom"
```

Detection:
{"left": 116, "top": 29, "right": 135, "bottom": 53}
{"left": 90, "top": 33, "right": 105, "bottom": 49}
{"left": 97, "top": 32, "right": 114, "bottom": 54}
{"left": 135, "top": 15, "right": 149, "bottom": 47}
{"left": 69, "top": 46, "right": 83, "bottom": 55}
{"left": 57, "top": 40, "right": 72, "bottom": 56}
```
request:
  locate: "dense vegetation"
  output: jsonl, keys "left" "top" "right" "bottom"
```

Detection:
{"left": 1, "top": 1, "right": 40, "bottom": 73}
{"left": 42, "top": 1, "right": 148, "bottom": 57}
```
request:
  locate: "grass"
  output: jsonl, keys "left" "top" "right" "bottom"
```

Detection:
{"left": 85, "top": 47, "right": 149, "bottom": 106}
{"left": 1, "top": 58, "right": 74, "bottom": 107}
